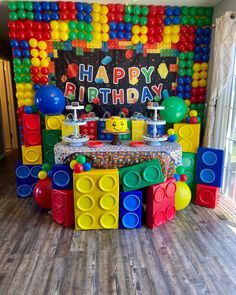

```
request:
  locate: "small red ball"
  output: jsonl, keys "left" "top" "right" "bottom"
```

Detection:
{"left": 59, "top": 2, "right": 67, "bottom": 11}
{"left": 31, "top": 67, "right": 39, "bottom": 75}
{"left": 42, "top": 32, "right": 51, "bottom": 40}
{"left": 180, "top": 174, "right": 188, "bottom": 182}
{"left": 116, "top": 4, "right": 124, "bottom": 13}
{"left": 116, "top": 13, "right": 123, "bottom": 22}
{"left": 189, "top": 117, "right": 198, "bottom": 124}
{"left": 34, "top": 22, "right": 42, "bottom": 31}
{"left": 42, "top": 23, "right": 51, "bottom": 31}
{"left": 68, "top": 11, "right": 76, "bottom": 20}
{"left": 60, "top": 12, "right": 68, "bottom": 20}
{"left": 32, "top": 75, "right": 40, "bottom": 83}
{"left": 156, "top": 16, "right": 163, "bottom": 25}
{"left": 41, "top": 67, "right": 49, "bottom": 75}
{"left": 74, "top": 163, "right": 84, "bottom": 173}
{"left": 8, "top": 21, "right": 16, "bottom": 30}
{"left": 108, "top": 12, "right": 116, "bottom": 22}
{"left": 149, "top": 5, "right": 157, "bottom": 16}
{"left": 40, "top": 76, "right": 48, "bottom": 84}
{"left": 26, "top": 30, "right": 34, "bottom": 39}
{"left": 156, "top": 6, "right": 165, "bottom": 15}
{"left": 156, "top": 35, "right": 163, "bottom": 43}
{"left": 180, "top": 26, "right": 188, "bottom": 34}
{"left": 108, "top": 4, "right": 116, "bottom": 12}
{"left": 67, "top": 2, "right": 75, "bottom": 10}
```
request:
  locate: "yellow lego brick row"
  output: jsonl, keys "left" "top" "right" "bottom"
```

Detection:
{"left": 87, "top": 41, "right": 102, "bottom": 49}
{"left": 147, "top": 49, "right": 160, "bottom": 54}
{"left": 22, "top": 145, "right": 42, "bottom": 165}
{"left": 131, "top": 120, "right": 147, "bottom": 141}
{"left": 174, "top": 123, "right": 201, "bottom": 154}
{"left": 45, "top": 115, "right": 65, "bottom": 130}
{"left": 53, "top": 49, "right": 58, "bottom": 58}
{"left": 61, "top": 121, "right": 77, "bottom": 137}
{"left": 74, "top": 169, "right": 119, "bottom": 230}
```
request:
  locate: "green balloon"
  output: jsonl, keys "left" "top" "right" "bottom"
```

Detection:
{"left": 178, "top": 60, "right": 187, "bottom": 69}
{"left": 132, "top": 15, "right": 139, "bottom": 25}
{"left": 85, "top": 33, "right": 93, "bottom": 42}
{"left": 78, "top": 31, "right": 85, "bottom": 40}
{"left": 14, "top": 67, "right": 22, "bottom": 75}
{"left": 23, "top": 58, "right": 31, "bottom": 67}
{"left": 23, "top": 75, "right": 31, "bottom": 83}
{"left": 205, "top": 17, "right": 213, "bottom": 26}
{"left": 141, "top": 6, "right": 149, "bottom": 16}
{"left": 17, "top": 1, "right": 25, "bottom": 10}
{"left": 197, "top": 7, "right": 206, "bottom": 16}
{"left": 186, "top": 69, "right": 193, "bottom": 77}
{"left": 42, "top": 163, "right": 52, "bottom": 172}
{"left": 140, "top": 16, "right": 148, "bottom": 26}
{"left": 22, "top": 67, "right": 30, "bottom": 74}
{"left": 133, "top": 6, "right": 141, "bottom": 15}
{"left": 206, "top": 7, "right": 213, "bottom": 17}
{"left": 176, "top": 166, "right": 185, "bottom": 175}
{"left": 85, "top": 24, "right": 93, "bottom": 33}
{"left": 189, "top": 7, "right": 197, "bottom": 16}
{"left": 77, "top": 22, "right": 84, "bottom": 31}
{"left": 124, "top": 14, "right": 132, "bottom": 23}
{"left": 181, "top": 16, "right": 188, "bottom": 25}
{"left": 25, "top": 2, "right": 33, "bottom": 11}
{"left": 69, "top": 21, "right": 77, "bottom": 30}
{"left": 197, "top": 117, "right": 201, "bottom": 123}
{"left": 76, "top": 154, "right": 86, "bottom": 164}
{"left": 13, "top": 58, "right": 21, "bottom": 66}
{"left": 178, "top": 69, "right": 186, "bottom": 77}
{"left": 186, "top": 60, "right": 194, "bottom": 68}
{"left": 8, "top": 2, "right": 17, "bottom": 10}
{"left": 69, "top": 31, "right": 77, "bottom": 40}
{"left": 189, "top": 17, "right": 196, "bottom": 25}
{"left": 179, "top": 52, "right": 187, "bottom": 60}
{"left": 199, "top": 104, "right": 205, "bottom": 111}
{"left": 190, "top": 103, "right": 197, "bottom": 110}
{"left": 26, "top": 11, "right": 34, "bottom": 20}
{"left": 9, "top": 12, "right": 18, "bottom": 21}
{"left": 181, "top": 6, "right": 189, "bottom": 15}
{"left": 18, "top": 10, "right": 26, "bottom": 19}
{"left": 160, "top": 96, "right": 187, "bottom": 123}
{"left": 125, "top": 5, "right": 132, "bottom": 14}
{"left": 187, "top": 51, "right": 194, "bottom": 60}
{"left": 196, "top": 18, "right": 204, "bottom": 27}
{"left": 15, "top": 76, "right": 22, "bottom": 83}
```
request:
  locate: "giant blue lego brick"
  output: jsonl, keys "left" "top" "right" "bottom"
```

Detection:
{"left": 52, "top": 164, "right": 73, "bottom": 190}
{"left": 16, "top": 160, "right": 41, "bottom": 198}
{"left": 98, "top": 120, "right": 114, "bottom": 140}
{"left": 119, "top": 191, "right": 142, "bottom": 229}
{"left": 196, "top": 147, "right": 224, "bottom": 187}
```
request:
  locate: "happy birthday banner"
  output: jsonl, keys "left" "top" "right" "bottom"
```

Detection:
{"left": 53, "top": 49, "right": 177, "bottom": 116}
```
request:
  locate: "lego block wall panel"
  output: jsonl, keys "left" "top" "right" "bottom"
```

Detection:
{"left": 52, "top": 189, "right": 74, "bottom": 227}
{"left": 22, "top": 145, "right": 42, "bottom": 165}
{"left": 195, "top": 184, "right": 220, "bottom": 209}
{"left": 73, "top": 168, "right": 119, "bottom": 230}
{"left": 119, "top": 191, "right": 142, "bottom": 229}
{"left": 80, "top": 120, "right": 98, "bottom": 140}
{"left": 98, "top": 120, "right": 114, "bottom": 140}
{"left": 52, "top": 164, "right": 73, "bottom": 190}
{"left": 22, "top": 114, "right": 41, "bottom": 147}
{"left": 174, "top": 123, "right": 200, "bottom": 153}
{"left": 146, "top": 178, "right": 176, "bottom": 229}
{"left": 182, "top": 152, "right": 197, "bottom": 194}
{"left": 196, "top": 147, "right": 224, "bottom": 188}
{"left": 131, "top": 120, "right": 147, "bottom": 141}
{"left": 119, "top": 159, "right": 164, "bottom": 192}
{"left": 42, "top": 130, "right": 61, "bottom": 165}
{"left": 45, "top": 115, "right": 64, "bottom": 130}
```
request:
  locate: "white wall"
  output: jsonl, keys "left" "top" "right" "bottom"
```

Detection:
{"left": 207, "top": 0, "right": 236, "bottom": 97}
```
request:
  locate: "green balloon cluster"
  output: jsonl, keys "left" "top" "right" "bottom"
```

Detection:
{"left": 13, "top": 58, "right": 31, "bottom": 83}
{"left": 124, "top": 5, "right": 148, "bottom": 25}
{"left": 68, "top": 21, "right": 93, "bottom": 41}
{"left": 160, "top": 96, "right": 187, "bottom": 123}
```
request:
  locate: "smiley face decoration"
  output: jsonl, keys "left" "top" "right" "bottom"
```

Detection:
{"left": 105, "top": 116, "right": 128, "bottom": 133}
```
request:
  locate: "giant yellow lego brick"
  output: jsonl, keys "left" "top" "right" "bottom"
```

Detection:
{"left": 174, "top": 123, "right": 201, "bottom": 154}
{"left": 73, "top": 169, "right": 119, "bottom": 230}
{"left": 131, "top": 120, "right": 147, "bottom": 141}
{"left": 45, "top": 115, "right": 65, "bottom": 130}
{"left": 22, "top": 145, "right": 42, "bottom": 165}
{"left": 61, "top": 121, "right": 77, "bottom": 137}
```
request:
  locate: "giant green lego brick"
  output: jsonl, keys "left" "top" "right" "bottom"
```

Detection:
{"left": 42, "top": 130, "right": 61, "bottom": 164}
{"left": 182, "top": 152, "right": 197, "bottom": 200}
{"left": 119, "top": 159, "right": 164, "bottom": 192}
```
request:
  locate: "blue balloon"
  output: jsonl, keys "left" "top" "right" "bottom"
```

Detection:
{"left": 76, "top": 3, "right": 84, "bottom": 11}
{"left": 173, "top": 16, "right": 180, "bottom": 24}
{"left": 196, "top": 28, "right": 203, "bottom": 36}
{"left": 118, "top": 22, "right": 125, "bottom": 31}
{"left": 11, "top": 40, "right": 19, "bottom": 48}
{"left": 35, "top": 13, "right": 42, "bottom": 21}
{"left": 203, "top": 36, "right": 211, "bottom": 44}
{"left": 51, "top": 12, "right": 59, "bottom": 20}
{"left": 185, "top": 84, "right": 192, "bottom": 92}
{"left": 173, "top": 7, "right": 181, "bottom": 15}
{"left": 13, "top": 49, "right": 21, "bottom": 58}
{"left": 177, "top": 77, "right": 185, "bottom": 85}
{"left": 195, "top": 37, "right": 202, "bottom": 45}
{"left": 125, "top": 32, "right": 132, "bottom": 40}
{"left": 194, "top": 45, "right": 202, "bottom": 53}
{"left": 204, "top": 27, "right": 212, "bottom": 36}
{"left": 164, "top": 17, "right": 172, "bottom": 26}
{"left": 24, "top": 106, "right": 33, "bottom": 114}
{"left": 109, "top": 31, "right": 117, "bottom": 39}
{"left": 169, "top": 135, "right": 177, "bottom": 143}
{"left": 50, "top": 2, "right": 58, "bottom": 11}
{"left": 194, "top": 54, "right": 201, "bottom": 62}
{"left": 185, "top": 92, "right": 191, "bottom": 99}
{"left": 83, "top": 162, "right": 92, "bottom": 171}
{"left": 47, "top": 169, "right": 53, "bottom": 178}
{"left": 117, "top": 31, "right": 124, "bottom": 39}
{"left": 109, "top": 22, "right": 117, "bottom": 30}
{"left": 84, "top": 14, "right": 92, "bottom": 23}
{"left": 35, "top": 86, "right": 65, "bottom": 115}
{"left": 21, "top": 40, "right": 29, "bottom": 49}
{"left": 34, "top": 2, "right": 42, "bottom": 12}
{"left": 33, "top": 84, "right": 41, "bottom": 91}
{"left": 177, "top": 92, "right": 184, "bottom": 99}
{"left": 42, "top": 13, "right": 51, "bottom": 22}
{"left": 77, "top": 12, "right": 84, "bottom": 21}
{"left": 202, "top": 46, "right": 210, "bottom": 54}
{"left": 202, "top": 54, "right": 209, "bottom": 62}
{"left": 185, "top": 117, "right": 191, "bottom": 123}
{"left": 165, "top": 6, "right": 173, "bottom": 16}
{"left": 42, "top": 2, "right": 50, "bottom": 11}
{"left": 22, "top": 50, "right": 30, "bottom": 58}
{"left": 177, "top": 85, "right": 184, "bottom": 92}
{"left": 84, "top": 4, "right": 92, "bottom": 14}
{"left": 125, "top": 23, "right": 132, "bottom": 31}
{"left": 174, "top": 174, "right": 181, "bottom": 181}
{"left": 185, "top": 77, "right": 192, "bottom": 84}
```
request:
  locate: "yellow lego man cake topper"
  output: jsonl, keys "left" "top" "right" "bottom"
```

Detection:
{"left": 105, "top": 116, "right": 128, "bottom": 133}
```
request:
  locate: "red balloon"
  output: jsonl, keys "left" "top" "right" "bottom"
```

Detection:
{"left": 59, "top": 2, "right": 67, "bottom": 11}
{"left": 180, "top": 26, "right": 188, "bottom": 34}
{"left": 190, "top": 96, "right": 198, "bottom": 103}
{"left": 34, "top": 22, "right": 42, "bottom": 31}
{"left": 32, "top": 75, "right": 40, "bottom": 83}
{"left": 180, "top": 174, "right": 188, "bottom": 182}
{"left": 108, "top": 12, "right": 116, "bottom": 22}
{"left": 36, "top": 32, "right": 43, "bottom": 40}
{"left": 156, "top": 25, "right": 163, "bottom": 34}
{"left": 178, "top": 44, "right": 186, "bottom": 51}
{"left": 16, "top": 32, "right": 26, "bottom": 40}
{"left": 60, "top": 12, "right": 68, "bottom": 20}
{"left": 116, "top": 4, "right": 124, "bottom": 13}
{"left": 190, "top": 117, "right": 198, "bottom": 124}
{"left": 41, "top": 67, "right": 49, "bottom": 75}
{"left": 40, "top": 76, "right": 48, "bottom": 84}
{"left": 9, "top": 31, "right": 17, "bottom": 39}
{"left": 188, "top": 34, "right": 195, "bottom": 43}
{"left": 148, "top": 27, "right": 155, "bottom": 35}
{"left": 149, "top": 5, "right": 157, "bottom": 16}
{"left": 188, "top": 26, "right": 196, "bottom": 34}
{"left": 116, "top": 13, "right": 123, "bottom": 22}
{"left": 42, "top": 32, "right": 51, "bottom": 40}
{"left": 148, "top": 17, "right": 156, "bottom": 27}
{"left": 31, "top": 67, "right": 39, "bottom": 75}
{"left": 148, "top": 35, "right": 155, "bottom": 44}
{"left": 26, "top": 30, "right": 34, "bottom": 39}
{"left": 25, "top": 20, "right": 34, "bottom": 29}
{"left": 199, "top": 87, "right": 206, "bottom": 95}
{"left": 17, "top": 21, "right": 25, "bottom": 30}
{"left": 42, "top": 23, "right": 51, "bottom": 31}
{"left": 74, "top": 163, "right": 84, "bottom": 173}
{"left": 191, "top": 88, "right": 198, "bottom": 96}
{"left": 198, "top": 95, "right": 206, "bottom": 103}
{"left": 156, "top": 6, "right": 165, "bottom": 15}
{"left": 187, "top": 44, "right": 195, "bottom": 51}
{"left": 156, "top": 35, "right": 163, "bottom": 43}
{"left": 68, "top": 12, "right": 76, "bottom": 20}
{"left": 108, "top": 4, "right": 116, "bottom": 12}
{"left": 33, "top": 178, "right": 52, "bottom": 209}
{"left": 180, "top": 35, "right": 188, "bottom": 43}
{"left": 156, "top": 16, "right": 163, "bottom": 25}
{"left": 67, "top": 2, "right": 75, "bottom": 10}
{"left": 8, "top": 21, "right": 16, "bottom": 29}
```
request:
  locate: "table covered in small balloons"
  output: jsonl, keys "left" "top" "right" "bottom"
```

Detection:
{"left": 54, "top": 141, "right": 182, "bottom": 178}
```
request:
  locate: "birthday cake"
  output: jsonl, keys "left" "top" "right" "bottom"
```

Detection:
{"left": 105, "top": 116, "right": 128, "bottom": 133}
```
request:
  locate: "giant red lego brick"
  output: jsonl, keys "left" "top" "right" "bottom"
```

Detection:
{"left": 195, "top": 184, "right": 220, "bottom": 209}
{"left": 52, "top": 189, "right": 74, "bottom": 227}
{"left": 22, "top": 114, "right": 41, "bottom": 147}
{"left": 146, "top": 178, "right": 176, "bottom": 229}
{"left": 80, "top": 120, "right": 97, "bottom": 140}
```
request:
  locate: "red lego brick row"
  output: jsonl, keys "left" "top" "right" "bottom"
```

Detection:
{"left": 147, "top": 178, "right": 176, "bottom": 229}
{"left": 22, "top": 114, "right": 41, "bottom": 147}
{"left": 195, "top": 184, "right": 220, "bottom": 209}
{"left": 80, "top": 120, "right": 97, "bottom": 140}
{"left": 52, "top": 189, "right": 74, "bottom": 227}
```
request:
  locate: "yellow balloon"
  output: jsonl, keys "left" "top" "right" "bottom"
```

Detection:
{"left": 60, "top": 32, "right": 69, "bottom": 41}
{"left": 132, "top": 25, "right": 140, "bottom": 35}
{"left": 18, "top": 99, "right": 25, "bottom": 108}
{"left": 163, "top": 35, "right": 171, "bottom": 43}
{"left": 39, "top": 50, "right": 47, "bottom": 59}
{"left": 29, "top": 38, "right": 38, "bottom": 48}
{"left": 172, "top": 25, "right": 180, "bottom": 34}
{"left": 30, "top": 48, "right": 39, "bottom": 57}
{"left": 40, "top": 59, "right": 49, "bottom": 68}
{"left": 25, "top": 91, "right": 33, "bottom": 99}
{"left": 25, "top": 98, "right": 34, "bottom": 106}
{"left": 93, "top": 23, "right": 101, "bottom": 32}
{"left": 131, "top": 35, "right": 140, "bottom": 45}
{"left": 193, "top": 63, "right": 201, "bottom": 72}
{"left": 201, "top": 62, "right": 208, "bottom": 71}
{"left": 70, "top": 160, "right": 77, "bottom": 169}
{"left": 51, "top": 20, "right": 59, "bottom": 31}
{"left": 93, "top": 3, "right": 101, "bottom": 13}
{"left": 101, "top": 33, "right": 109, "bottom": 42}
{"left": 100, "top": 15, "right": 108, "bottom": 24}
{"left": 199, "top": 79, "right": 207, "bottom": 87}
{"left": 200, "top": 71, "right": 208, "bottom": 79}
{"left": 31, "top": 57, "right": 40, "bottom": 67}
{"left": 100, "top": 5, "right": 108, "bottom": 15}
{"left": 185, "top": 99, "right": 191, "bottom": 107}
{"left": 190, "top": 110, "right": 198, "bottom": 117}
{"left": 38, "top": 41, "right": 47, "bottom": 51}
{"left": 38, "top": 171, "right": 47, "bottom": 180}
{"left": 92, "top": 13, "right": 100, "bottom": 23}
{"left": 140, "top": 34, "right": 148, "bottom": 44}
{"left": 93, "top": 32, "right": 101, "bottom": 40}
{"left": 171, "top": 34, "right": 180, "bottom": 44}
{"left": 140, "top": 26, "right": 148, "bottom": 35}
{"left": 16, "top": 83, "right": 24, "bottom": 91}
{"left": 164, "top": 26, "right": 172, "bottom": 35}
{"left": 59, "top": 22, "right": 68, "bottom": 32}
{"left": 175, "top": 181, "right": 191, "bottom": 211}
{"left": 102, "top": 23, "right": 109, "bottom": 33}
{"left": 192, "top": 80, "right": 199, "bottom": 88}
{"left": 16, "top": 91, "right": 24, "bottom": 100}
{"left": 192, "top": 72, "right": 200, "bottom": 80}
{"left": 25, "top": 83, "right": 33, "bottom": 91}
{"left": 167, "top": 128, "right": 174, "bottom": 135}
{"left": 51, "top": 30, "right": 60, "bottom": 40}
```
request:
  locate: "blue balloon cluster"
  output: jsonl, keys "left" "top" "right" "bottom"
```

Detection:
{"left": 33, "top": 2, "right": 59, "bottom": 21}
{"left": 164, "top": 6, "right": 181, "bottom": 25}
{"left": 76, "top": 3, "right": 92, "bottom": 23}
{"left": 109, "top": 22, "right": 132, "bottom": 40}
{"left": 177, "top": 77, "right": 192, "bottom": 99}
{"left": 194, "top": 27, "right": 212, "bottom": 62}
{"left": 11, "top": 40, "right": 30, "bottom": 58}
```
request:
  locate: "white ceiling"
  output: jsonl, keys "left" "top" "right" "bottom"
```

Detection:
{"left": 0, "top": 0, "right": 221, "bottom": 42}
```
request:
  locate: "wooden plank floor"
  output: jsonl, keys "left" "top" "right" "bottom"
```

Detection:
{"left": 1, "top": 151, "right": 236, "bottom": 295}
